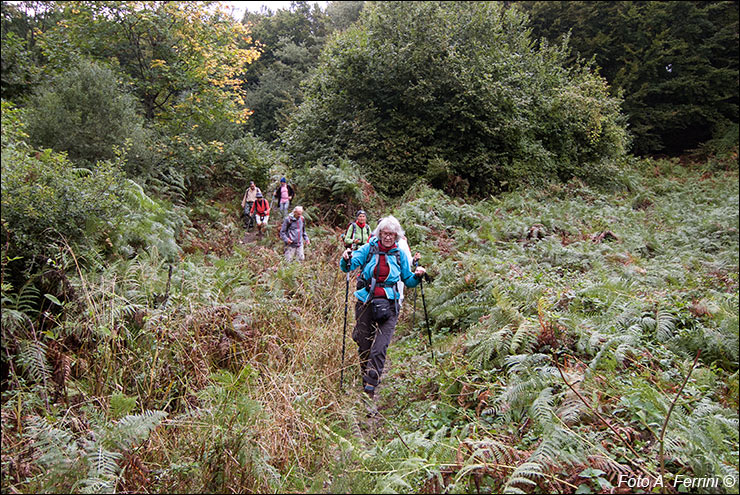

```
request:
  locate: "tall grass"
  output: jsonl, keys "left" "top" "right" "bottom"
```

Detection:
{"left": 2, "top": 156, "right": 738, "bottom": 493}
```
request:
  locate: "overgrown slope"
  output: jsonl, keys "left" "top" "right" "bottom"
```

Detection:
{"left": 2, "top": 155, "right": 738, "bottom": 494}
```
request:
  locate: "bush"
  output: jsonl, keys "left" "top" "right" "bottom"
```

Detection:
{"left": 149, "top": 132, "right": 278, "bottom": 202}
{"left": 283, "top": 1, "right": 629, "bottom": 197}
{"left": 292, "top": 157, "right": 377, "bottom": 224}
{"left": 1, "top": 101, "right": 185, "bottom": 270}
{"left": 1, "top": 145, "right": 126, "bottom": 269}
{"left": 24, "top": 59, "right": 151, "bottom": 171}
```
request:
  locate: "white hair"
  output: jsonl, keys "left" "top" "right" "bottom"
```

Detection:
{"left": 373, "top": 215, "right": 405, "bottom": 238}
{"left": 292, "top": 205, "right": 304, "bottom": 214}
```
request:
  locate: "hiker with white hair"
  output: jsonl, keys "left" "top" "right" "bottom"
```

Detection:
{"left": 280, "top": 205, "right": 310, "bottom": 262}
{"left": 340, "top": 215, "right": 427, "bottom": 398}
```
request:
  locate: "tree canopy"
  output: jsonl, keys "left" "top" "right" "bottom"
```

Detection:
{"left": 283, "top": 1, "right": 629, "bottom": 197}
{"left": 518, "top": 1, "right": 740, "bottom": 155}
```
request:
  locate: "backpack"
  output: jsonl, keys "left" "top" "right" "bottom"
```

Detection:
{"left": 253, "top": 198, "right": 269, "bottom": 214}
{"left": 343, "top": 222, "right": 372, "bottom": 248}
{"left": 342, "top": 222, "right": 358, "bottom": 247}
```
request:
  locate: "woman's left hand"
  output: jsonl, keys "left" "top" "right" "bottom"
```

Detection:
{"left": 414, "top": 266, "right": 426, "bottom": 277}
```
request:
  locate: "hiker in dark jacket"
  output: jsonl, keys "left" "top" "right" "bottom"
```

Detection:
{"left": 273, "top": 177, "right": 295, "bottom": 218}
{"left": 280, "top": 205, "right": 309, "bottom": 262}
{"left": 340, "top": 215, "right": 427, "bottom": 398}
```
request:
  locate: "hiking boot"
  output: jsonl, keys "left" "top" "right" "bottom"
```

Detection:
{"left": 363, "top": 384, "right": 375, "bottom": 398}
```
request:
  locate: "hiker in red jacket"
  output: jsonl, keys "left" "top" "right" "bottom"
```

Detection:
{"left": 250, "top": 192, "right": 271, "bottom": 238}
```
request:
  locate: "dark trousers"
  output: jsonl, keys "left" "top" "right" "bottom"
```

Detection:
{"left": 244, "top": 201, "right": 254, "bottom": 228}
{"left": 352, "top": 300, "right": 398, "bottom": 387}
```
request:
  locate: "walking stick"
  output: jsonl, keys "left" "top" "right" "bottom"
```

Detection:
{"left": 340, "top": 270, "right": 349, "bottom": 391}
{"left": 412, "top": 259, "right": 419, "bottom": 332}
{"left": 412, "top": 286, "right": 417, "bottom": 332}
{"left": 419, "top": 273, "right": 434, "bottom": 362}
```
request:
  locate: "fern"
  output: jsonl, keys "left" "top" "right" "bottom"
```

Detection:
{"left": 28, "top": 416, "right": 80, "bottom": 471}
{"left": 509, "top": 320, "right": 538, "bottom": 355}
{"left": 503, "top": 461, "right": 544, "bottom": 493}
{"left": 529, "top": 387, "right": 555, "bottom": 426}
{"left": 26, "top": 410, "right": 167, "bottom": 493}
{"left": 587, "top": 324, "right": 641, "bottom": 374}
{"left": 664, "top": 398, "right": 739, "bottom": 482}
{"left": 370, "top": 429, "right": 451, "bottom": 494}
{"left": 78, "top": 447, "right": 122, "bottom": 494}
{"left": 655, "top": 309, "right": 676, "bottom": 341}
{"left": 17, "top": 339, "right": 52, "bottom": 384}
{"left": 105, "top": 410, "right": 168, "bottom": 451}
{"left": 1, "top": 277, "right": 40, "bottom": 339}
{"left": 556, "top": 390, "right": 588, "bottom": 426}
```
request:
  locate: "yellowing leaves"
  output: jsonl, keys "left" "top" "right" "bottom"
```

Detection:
{"left": 233, "top": 108, "right": 254, "bottom": 124}
{"left": 38, "top": 1, "right": 261, "bottom": 128}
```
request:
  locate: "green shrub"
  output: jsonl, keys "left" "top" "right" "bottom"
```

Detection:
{"left": 2, "top": 101, "right": 185, "bottom": 269}
{"left": 1, "top": 145, "right": 126, "bottom": 268}
{"left": 283, "top": 1, "right": 629, "bottom": 197}
{"left": 24, "top": 59, "right": 151, "bottom": 170}
{"left": 292, "top": 157, "right": 374, "bottom": 224}
{"left": 149, "top": 132, "right": 278, "bottom": 201}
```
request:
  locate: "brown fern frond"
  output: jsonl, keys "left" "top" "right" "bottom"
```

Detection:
{"left": 587, "top": 455, "right": 634, "bottom": 479}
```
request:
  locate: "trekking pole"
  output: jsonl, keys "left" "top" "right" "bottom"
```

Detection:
{"left": 419, "top": 272, "right": 434, "bottom": 363}
{"left": 340, "top": 239, "right": 359, "bottom": 391}
{"left": 340, "top": 270, "right": 349, "bottom": 391}
{"left": 411, "top": 259, "right": 419, "bottom": 332}
{"left": 412, "top": 287, "right": 418, "bottom": 332}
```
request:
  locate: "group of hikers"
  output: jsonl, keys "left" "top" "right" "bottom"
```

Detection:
{"left": 240, "top": 179, "right": 428, "bottom": 400}
{"left": 240, "top": 177, "right": 295, "bottom": 238}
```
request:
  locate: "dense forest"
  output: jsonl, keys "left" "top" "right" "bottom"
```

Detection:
{"left": 1, "top": 1, "right": 738, "bottom": 493}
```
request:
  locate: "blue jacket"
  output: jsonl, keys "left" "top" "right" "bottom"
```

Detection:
{"left": 340, "top": 237, "right": 420, "bottom": 303}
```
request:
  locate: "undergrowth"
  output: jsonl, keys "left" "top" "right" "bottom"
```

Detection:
{"left": 2, "top": 155, "right": 738, "bottom": 493}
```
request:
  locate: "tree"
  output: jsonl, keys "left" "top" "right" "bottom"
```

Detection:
{"left": 29, "top": 1, "right": 269, "bottom": 198}
{"left": 517, "top": 1, "right": 739, "bottom": 155}
{"left": 2, "top": 100, "right": 126, "bottom": 267}
{"left": 25, "top": 59, "right": 150, "bottom": 170}
{"left": 239, "top": 2, "right": 365, "bottom": 141}
{"left": 326, "top": 0, "right": 364, "bottom": 32}
{"left": 243, "top": 38, "right": 317, "bottom": 141}
{"left": 283, "top": 1, "right": 629, "bottom": 197}
{"left": 1, "top": 1, "right": 60, "bottom": 100}
{"left": 37, "top": 1, "right": 260, "bottom": 132}
{"left": 241, "top": 1, "right": 329, "bottom": 141}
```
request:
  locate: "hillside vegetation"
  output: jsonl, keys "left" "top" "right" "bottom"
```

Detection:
{"left": 1, "top": 1, "right": 738, "bottom": 494}
{"left": 2, "top": 153, "right": 737, "bottom": 493}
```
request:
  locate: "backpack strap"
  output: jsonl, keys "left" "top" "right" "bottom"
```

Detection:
{"left": 360, "top": 244, "right": 402, "bottom": 305}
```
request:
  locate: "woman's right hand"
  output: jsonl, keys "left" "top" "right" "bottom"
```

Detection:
{"left": 342, "top": 248, "right": 352, "bottom": 260}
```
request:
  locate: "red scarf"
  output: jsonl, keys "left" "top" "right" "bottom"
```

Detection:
{"left": 373, "top": 242, "right": 395, "bottom": 297}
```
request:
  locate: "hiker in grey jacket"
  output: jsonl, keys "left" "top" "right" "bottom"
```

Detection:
{"left": 280, "top": 206, "right": 310, "bottom": 262}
